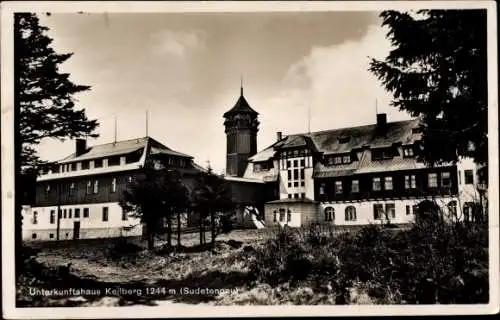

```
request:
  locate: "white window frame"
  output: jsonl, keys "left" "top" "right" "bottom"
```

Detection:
{"left": 441, "top": 172, "right": 451, "bottom": 187}
{"left": 93, "top": 180, "right": 99, "bottom": 194}
{"left": 351, "top": 180, "right": 359, "bottom": 193}
{"left": 335, "top": 181, "right": 343, "bottom": 194}
{"left": 384, "top": 176, "right": 393, "bottom": 190}
{"left": 345, "top": 206, "right": 356, "bottom": 221}
{"left": 324, "top": 207, "right": 334, "bottom": 221}
{"left": 428, "top": 173, "right": 438, "bottom": 188}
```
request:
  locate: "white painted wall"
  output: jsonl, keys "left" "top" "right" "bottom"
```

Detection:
{"left": 277, "top": 155, "right": 314, "bottom": 200}
{"left": 23, "top": 202, "right": 142, "bottom": 241}
{"left": 456, "top": 156, "right": 479, "bottom": 204}
{"left": 318, "top": 196, "right": 460, "bottom": 226}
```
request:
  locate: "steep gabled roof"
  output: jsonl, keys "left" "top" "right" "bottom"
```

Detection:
{"left": 223, "top": 94, "right": 259, "bottom": 118}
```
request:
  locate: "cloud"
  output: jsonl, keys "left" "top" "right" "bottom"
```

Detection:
{"left": 150, "top": 30, "right": 207, "bottom": 58}
{"left": 246, "top": 25, "right": 413, "bottom": 163}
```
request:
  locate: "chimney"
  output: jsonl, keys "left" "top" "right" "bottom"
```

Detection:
{"left": 75, "top": 139, "right": 87, "bottom": 156}
{"left": 276, "top": 131, "right": 283, "bottom": 141}
{"left": 376, "top": 113, "right": 387, "bottom": 127}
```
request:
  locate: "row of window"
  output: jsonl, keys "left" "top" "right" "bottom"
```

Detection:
{"left": 326, "top": 154, "right": 352, "bottom": 166}
{"left": 271, "top": 200, "right": 472, "bottom": 225}
{"left": 45, "top": 176, "right": 134, "bottom": 197}
{"left": 42, "top": 152, "right": 189, "bottom": 175}
{"left": 323, "top": 147, "right": 415, "bottom": 167}
{"left": 279, "top": 149, "right": 312, "bottom": 160}
{"left": 324, "top": 206, "right": 357, "bottom": 221}
{"left": 273, "top": 208, "right": 292, "bottom": 223}
{"left": 324, "top": 204, "right": 396, "bottom": 221}
{"left": 287, "top": 168, "right": 305, "bottom": 182}
{"left": 33, "top": 207, "right": 128, "bottom": 224}
{"left": 287, "top": 193, "right": 306, "bottom": 199}
{"left": 319, "top": 172, "right": 453, "bottom": 195}
{"left": 53, "top": 153, "right": 142, "bottom": 174}
{"left": 283, "top": 158, "right": 310, "bottom": 170}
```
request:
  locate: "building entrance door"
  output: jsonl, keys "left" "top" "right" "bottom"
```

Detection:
{"left": 73, "top": 221, "right": 80, "bottom": 239}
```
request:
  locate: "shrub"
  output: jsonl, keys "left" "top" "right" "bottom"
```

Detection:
{"left": 245, "top": 221, "right": 488, "bottom": 304}
{"left": 106, "top": 237, "right": 142, "bottom": 260}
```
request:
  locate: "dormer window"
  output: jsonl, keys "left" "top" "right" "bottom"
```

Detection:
{"left": 403, "top": 147, "right": 415, "bottom": 157}
{"left": 108, "top": 156, "right": 120, "bottom": 166}
{"left": 94, "top": 159, "right": 103, "bottom": 168}
{"left": 372, "top": 148, "right": 393, "bottom": 161}
{"left": 81, "top": 160, "right": 90, "bottom": 170}
{"left": 254, "top": 161, "right": 272, "bottom": 172}
{"left": 326, "top": 154, "right": 351, "bottom": 166}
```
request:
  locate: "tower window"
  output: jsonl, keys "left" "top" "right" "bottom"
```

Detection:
{"left": 464, "top": 170, "right": 474, "bottom": 184}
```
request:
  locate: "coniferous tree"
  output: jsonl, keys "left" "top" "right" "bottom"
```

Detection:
{"left": 192, "top": 167, "right": 235, "bottom": 248}
{"left": 15, "top": 13, "right": 99, "bottom": 172}
{"left": 14, "top": 13, "right": 98, "bottom": 279}
{"left": 369, "top": 10, "right": 487, "bottom": 166}
{"left": 119, "top": 165, "right": 189, "bottom": 250}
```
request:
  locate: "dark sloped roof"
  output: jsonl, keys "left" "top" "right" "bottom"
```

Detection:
{"left": 223, "top": 94, "right": 259, "bottom": 118}
{"left": 250, "top": 119, "right": 422, "bottom": 162}
{"left": 59, "top": 136, "right": 192, "bottom": 163}
{"left": 309, "top": 119, "right": 420, "bottom": 153}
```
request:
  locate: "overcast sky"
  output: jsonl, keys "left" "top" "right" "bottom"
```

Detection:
{"left": 36, "top": 11, "right": 412, "bottom": 173}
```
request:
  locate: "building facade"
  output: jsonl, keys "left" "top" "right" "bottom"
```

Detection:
{"left": 23, "top": 137, "right": 201, "bottom": 241}
{"left": 237, "top": 109, "right": 482, "bottom": 227}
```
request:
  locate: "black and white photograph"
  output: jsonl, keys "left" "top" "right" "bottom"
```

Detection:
{"left": 1, "top": 1, "right": 498, "bottom": 318}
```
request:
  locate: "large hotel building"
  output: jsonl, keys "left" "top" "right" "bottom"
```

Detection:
{"left": 22, "top": 87, "right": 485, "bottom": 240}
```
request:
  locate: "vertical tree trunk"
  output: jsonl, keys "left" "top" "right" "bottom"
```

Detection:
{"left": 148, "top": 233, "right": 154, "bottom": 250}
{"left": 167, "top": 212, "right": 172, "bottom": 248}
{"left": 210, "top": 207, "right": 215, "bottom": 249}
{"left": 199, "top": 212, "right": 203, "bottom": 245}
{"left": 177, "top": 212, "right": 181, "bottom": 248}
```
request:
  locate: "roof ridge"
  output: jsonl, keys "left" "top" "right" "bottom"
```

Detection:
{"left": 285, "top": 119, "right": 417, "bottom": 137}
{"left": 84, "top": 136, "right": 150, "bottom": 149}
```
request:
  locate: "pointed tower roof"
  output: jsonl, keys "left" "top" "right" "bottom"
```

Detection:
{"left": 223, "top": 82, "right": 259, "bottom": 118}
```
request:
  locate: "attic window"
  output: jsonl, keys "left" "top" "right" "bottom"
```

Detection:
{"left": 108, "top": 156, "right": 120, "bottom": 166}
{"left": 126, "top": 150, "right": 142, "bottom": 164}
{"left": 372, "top": 148, "right": 393, "bottom": 161}
{"left": 254, "top": 161, "right": 273, "bottom": 172}
{"left": 326, "top": 154, "right": 351, "bottom": 166}
{"left": 403, "top": 147, "right": 415, "bottom": 157}
{"left": 94, "top": 159, "right": 103, "bottom": 168}
{"left": 81, "top": 160, "right": 90, "bottom": 170}
{"left": 338, "top": 136, "right": 350, "bottom": 144}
